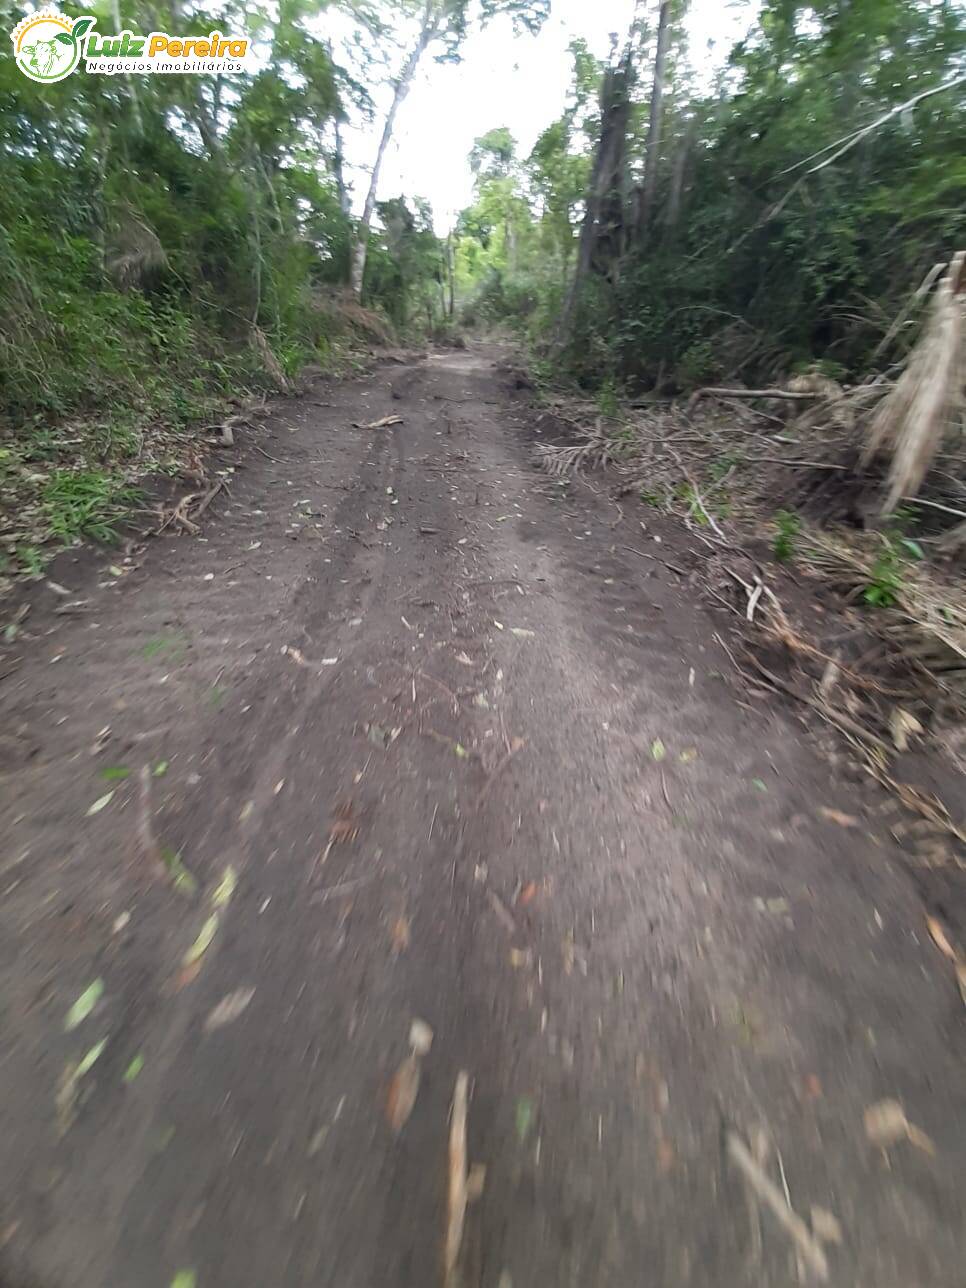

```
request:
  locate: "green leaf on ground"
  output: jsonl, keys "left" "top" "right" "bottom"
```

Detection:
{"left": 183, "top": 914, "right": 219, "bottom": 967}
{"left": 211, "top": 866, "right": 237, "bottom": 909}
{"left": 99, "top": 766, "right": 131, "bottom": 781}
{"left": 751, "top": 778, "right": 768, "bottom": 792}
{"left": 65, "top": 979, "right": 104, "bottom": 1030}
{"left": 161, "top": 847, "right": 198, "bottom": 896}
{"left": 515, "top": 1096, "right": 534, "bottom": 1144}
{"left": 87, "top": 790, "right": 115, "bottom": 815}
{"left": 171, "top": 1273, "right": 197, "bottom": 1288}
{"left": 153, "top": 760, "right": 169, "bottom": 776}
{"left": 75, "top": 1038, "right": 107, "bottom": 1078}
{"left": 123, "top": 1054, "right": 145, "bottom": 1083}
{"left": 650, "top": 739, "right": 666, "bottom": 761}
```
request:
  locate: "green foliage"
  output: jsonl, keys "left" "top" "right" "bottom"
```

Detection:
{"left": 0, "top": 0, "right": 465, "bottom": 579}
{"left": 42, "top": 469, "right": 138, "bottom": 545}
{"left": 454, "top": 0, "right": 965, "bottom": 392}
{"left": 595, "top": 377, "right": 620, "bottom": 420}
{"left": 864, "top": 537, "right": 906, "bottom": 607}
{"left": 773, "top": 510, "right": 801, "bottom": 562}
{"left": 863, "top": 519, "right": 923, "bottom": 607}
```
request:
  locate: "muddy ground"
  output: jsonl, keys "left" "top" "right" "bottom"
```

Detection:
{"left": 0, "top": 345, "right": 964, "bottom": 1288}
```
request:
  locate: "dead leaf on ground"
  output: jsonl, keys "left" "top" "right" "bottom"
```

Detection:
{"left": 811, "top": 1206, "right": 843, "bottom": 1245}
{"left": 803, "top": 1073, "right": 823, "bottom": 1101}
{"left": 205, "top": 987, "right": 255, "bottom": 1032}
{"left": 390, "top": 915, "right": 411, "bottom": 953}
{"left": 864, "top": 1098, "right": 935, "bottom": 1154}
{"left": 517, "top": 881, "right": 539, "bottom": 906}
{"left": 818, "top": 807, "right": 859, "bottom": 828}
{"left": 386, "top": 1055, "right": 421, "bottom": 1133}
{"left": 86, "top": 791, "right": 115, "bottom": 816}
{"left": 889, "top": 707, "right": 923, "bottom": 752}
{"left": 409, "top": 1018, "right": 434, "bottom": 1057}
{"left": 925, "top": 914, "right": 958, "bottom": 962}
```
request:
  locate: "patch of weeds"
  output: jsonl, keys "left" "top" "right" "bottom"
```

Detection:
{"left": 142, "top": 634, "right": 186, "bottom": 662}
{"left": 88, "top": 417, "right": 141, "bottom": 461}
{"left": 864, "top": 518, "right": 923, "bottom": 608}
{"left": 42, "top": 469, "right": 138, "bottom": 545}
{"left": 865, "top": 538, "right": 906, "bottom": 607}
{"left": 678, "top": 482, "right": 709, "bottom": 525}
{"left": 612, "top": 423, "right": 637, "bottom": 457}
{"left": 709, "top": 451, "right": 742, "bottom": 482}
{"left": 639, "top": 488, "right": 663, "bottom": 508}
{"left": 15, "top": 542, "right": 46, "bottom": 577}
{"left": 772, "top": 510, "right": 801, "bottom": 562}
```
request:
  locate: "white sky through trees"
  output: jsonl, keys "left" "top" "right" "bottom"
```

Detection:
{"left": 333, "top": 0, "right": 759, "bottom": 232}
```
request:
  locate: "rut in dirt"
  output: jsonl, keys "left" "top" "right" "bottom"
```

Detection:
{"left": 0, "top": 347, "right": 964, "bottom": 1288}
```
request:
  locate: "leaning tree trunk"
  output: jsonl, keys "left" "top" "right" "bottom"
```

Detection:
{"left": 637, "top": 0, "right": 672, "bottom": 237}
{"left": 350, "top": 3, "right": 438, "bottom": 299}
{"left": 555, "top": 55, "right": 634, "bottom": 351}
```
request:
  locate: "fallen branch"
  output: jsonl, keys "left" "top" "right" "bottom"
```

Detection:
{"left": 687, "top": 387, "right": 827, "bottom": 412}
{"left": 726, "top": 1130, "right": 829, "bottom": 1281}
{"left": 443, "top": 1072, "right": 470, "bottom": 1288}
{"left": 352, "top": 415, "right": 403, "bottom": 430}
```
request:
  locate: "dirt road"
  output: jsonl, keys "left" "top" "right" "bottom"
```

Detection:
{"left": 1, "top": 347, "right": 963, "bottom": 1288}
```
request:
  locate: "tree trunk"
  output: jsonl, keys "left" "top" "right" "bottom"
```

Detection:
{"left": 638, "top": 0, "right": 672, "bottom": 236}
{"left": 664, "top": 108, "right": 696, "bottom": 232}
{"left": 333, "top": 116, "right": 351, "bottom": 217}
{"left": 111, "top": 0, "right": 143, "bottom": 136}
{"left": 447, "top": 230, "right": 455, "bottom": 318}
{"left": 350, "top": 2, "right": 439, "bottom": 299}
{"left": 555, "top": 56, "right": 634, "bottom": 350}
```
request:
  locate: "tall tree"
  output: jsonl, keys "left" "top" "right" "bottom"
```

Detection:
{"left": 349, "top": 0, "right": 549, "bottom": 299}
{"left": 637, "top": 0, "right": 672, "bottom": 236}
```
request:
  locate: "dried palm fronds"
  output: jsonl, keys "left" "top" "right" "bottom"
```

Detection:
{"left": 533, "top": 417, "right": 627, "bottom": 476}
{"left": 863, "top": 251, "right": 966, "bottom": 515}
{"left": 249, "top": 325, "right": 293, "bottom": 393}
{"left": 800, "top": 529, "right": 966, "bottom": 693}
{"left": 105, "top": 205, "right": 168, "bottom": 290}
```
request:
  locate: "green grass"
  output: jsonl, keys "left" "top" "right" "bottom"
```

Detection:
{"left": 773, "top": 510, "right": 801, "bottom": 562}
{"left": 42, "top": 469, "right": 139, "bottom": 545}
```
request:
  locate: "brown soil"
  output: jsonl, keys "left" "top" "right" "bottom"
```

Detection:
{"left": 1, "top": 345, "right": 964, "bottom": 1288}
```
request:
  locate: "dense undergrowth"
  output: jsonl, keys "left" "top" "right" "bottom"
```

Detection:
{"left": 453, "top": 1, "right": 965, "bottom": 394}
{"left": 0, "top": 1, "right": 460, "bottom": 583}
